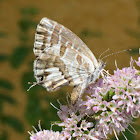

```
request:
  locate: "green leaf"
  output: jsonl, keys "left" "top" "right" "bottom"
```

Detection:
{"left": 18, "top": 18, "right": 32, "bottom": 32}
{"left": 41, "top": 107, "right": 58, "bottom": 122}
{"left": 0, "top": 79, "right": 14, "bottom": 90}
{"left": 0, "top": 94, "right": 16, "bottom": 104}
{"left": 0, "top": 102, "right": 3, "bottom": 115}
{"left": 25, "top": 96, "right": 42, "bottom": 124}
{"left": 0, "top": 131, "right": 8, "bottom": 140}
{"left": 10, "top": 47, "right": 30, "bottom": 68}
{"left": 18, "top": 18, "right": 37, "bottom": 32}
{"left": 102, "top": 91, "right": 109, "bottom": 101}
{"left": 39, "top": 99, "right": 61, "bottom": 131}
{"left": 30, "top": 21, "right": 38, "bottom": 28}
{"left": 111, "top": 125, "right": 136, "bottom": 140}
{"left": 0, "top": 54, "right": 9, "bottom": 62}
{"left": 23, "top": 71, "right": 43, "bottom": 124}
{"left": 21, "top": 7, "right": 39, "bottom": 16}
{"left": 1, "top": 115, "right": 24, "bottom": 133}
{"left": 0, "top": 31, "right": 7, "bottom": 38}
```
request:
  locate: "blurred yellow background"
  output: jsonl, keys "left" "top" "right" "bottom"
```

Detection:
{"left": 0, "top": 0, "right": 140, "bottom": 140}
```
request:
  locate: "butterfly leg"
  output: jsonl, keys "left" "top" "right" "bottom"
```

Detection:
{"left": 71, "top": 83, "right": 86, "bottom": 104}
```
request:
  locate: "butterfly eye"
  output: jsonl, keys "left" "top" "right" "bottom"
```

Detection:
{"left": 40, "top": 76, "right": 44, "bottom": 81}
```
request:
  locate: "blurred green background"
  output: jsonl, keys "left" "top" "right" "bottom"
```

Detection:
{"left": 0, "top": 0, "right": 140, "bottom": 140}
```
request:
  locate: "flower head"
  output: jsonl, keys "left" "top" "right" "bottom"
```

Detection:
{"left": 29, "top": 122, "right": 70, "bottom": 140}
{"left": 84, "top": 58, "right": 140, "bottom": 138}
{"left": 56, "top": 100, "right": 106, "bottom": 139}
{"left": 30, "top": 130, "right": 65, "bottom": 140}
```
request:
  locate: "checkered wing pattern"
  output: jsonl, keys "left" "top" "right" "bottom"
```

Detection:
{"left": 33, "top": 17, "right": 99, "bottom": 103}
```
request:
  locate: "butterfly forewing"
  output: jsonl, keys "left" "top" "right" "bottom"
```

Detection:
{"left": 33, "top": 17, "right": 100, "bottom": 103}
{"left": 34, "top": 18, "right": 98, "bottom": 64}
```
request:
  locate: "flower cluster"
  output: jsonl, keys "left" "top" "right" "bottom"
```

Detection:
{"left": 29, "top": 57, "right": 140, "bottom": 140}
{"left": 56, "top": 100, "right": 105, "bottom": 139}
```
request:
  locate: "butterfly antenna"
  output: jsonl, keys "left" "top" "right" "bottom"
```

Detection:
{"left": 99, "top": 48, "right": 110, "bottom": 59}
{"left": 27, "top": 82, "right": 38, "bottom": 91}
{"left": 101, "top": 49, "right": 132, "bottom": 60}
{"left": 27, "top": 81, "right": 44, "bottom": 91}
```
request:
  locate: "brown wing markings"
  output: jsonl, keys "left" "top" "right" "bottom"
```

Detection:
{"left": 34, "top": 53, "right": 90, "bottom": 91}
{"left": 36, "top": 51, "right": 87, "bottom": 74}
{"left": 76, "top": 55, "right": 82, "bottom": 65}
{"left": 34, "top": 53, "right": 88, "bottom": 79}
{"left": 40, "top": 18, "right": 98, "bottom": 64}
{"left": 34, "top": 49, "right": 91, "bottom": 86}
{"left": 35, "top": 18, "right": 97, "bottom": 69}
{"left": 34, "top": 58, "right": 86, "bottom": 75}
{"left": 35, "top": 18, "right": 93, "bottom": 59}
{"left": 42, "top": 72, "right": 89, "bottom": 92}
{"left": 34, "top": 20, "right": 57, "bottom": 57}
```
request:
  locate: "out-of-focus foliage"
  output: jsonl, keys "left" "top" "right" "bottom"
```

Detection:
{"left": 0, "top": 79, "right": 14, "bottom": 90}
{"left": 0, "top": 1, "right": 140, "bottom": 140}
{"left": 10, "top": 47, "right": 31, "bottom": 68}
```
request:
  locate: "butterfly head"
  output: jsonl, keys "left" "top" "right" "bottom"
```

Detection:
{"left": 90, "top": 59, "right": 106, "bottom": 83}
{"left": 97, "top": 59, "right": 106, "bottom": 70}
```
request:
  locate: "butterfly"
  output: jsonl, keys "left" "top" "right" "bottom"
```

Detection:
{"left": 32, "top": 17, "right": 106, "bottom": 104}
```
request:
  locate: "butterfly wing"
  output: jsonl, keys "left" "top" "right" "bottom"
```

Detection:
{"left": 33, "top": 17, "right": 97, "bottom": 103}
